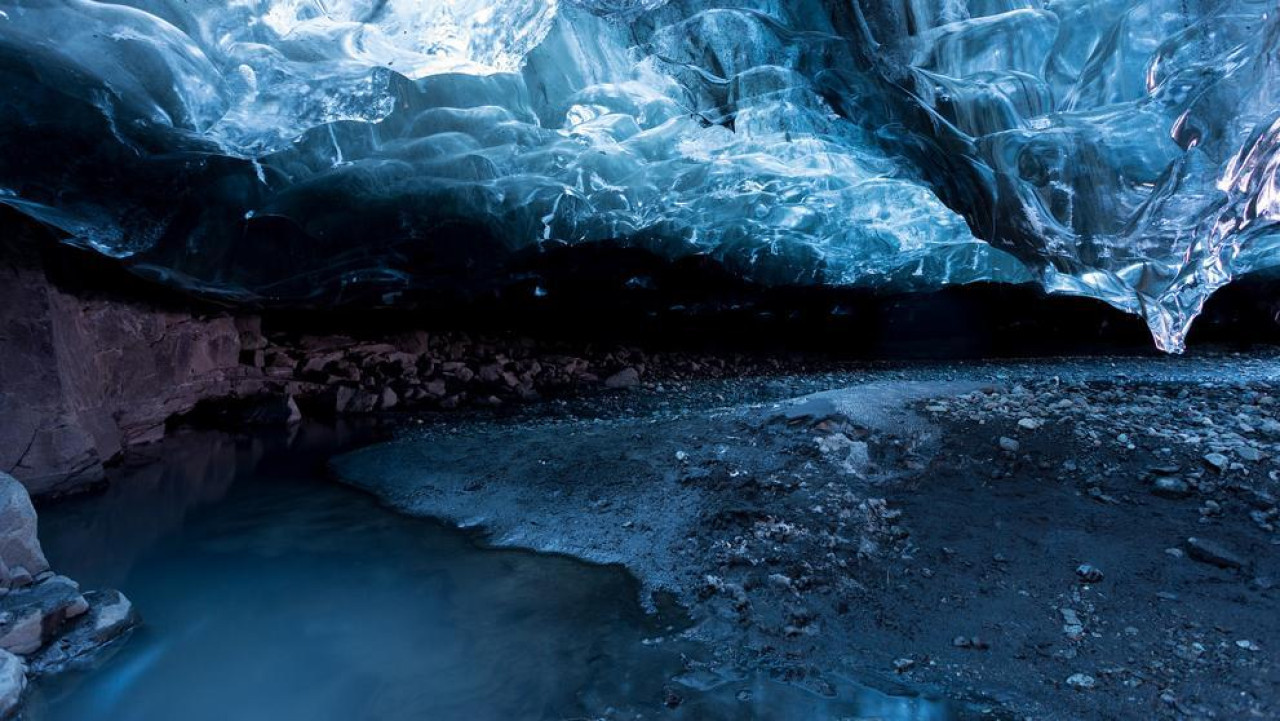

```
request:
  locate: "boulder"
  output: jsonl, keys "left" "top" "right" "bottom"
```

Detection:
{"left": 0, "top": 609, "right": 42, "bottom": 656}
{"left": 28, "top": 589, "right": 139, "bottom": 675}
{"left": 379, "top": 388, "right": 399, "bottom": 410}
{"left": 240, "top": 395, "right": 303, "bottom": 425}
{"left": 0, "top": 574, "right": 91, "bottom": 655}
{"left": 0, "top": 473, "right": 49, "bottom": 585}
{"left": 1185, "top": 537, "right": 1245, "bottom": 569}
{"left": 604, "top": 367, "right": 641, "bottom": 389}
{"left": 86, "top": 590, "right": 137, "bottom": 645}
{"left": 335, "top": 387, "right": 381, "bottom": 414}
{"left": 0, "top": 467, "right": 139, "bottom": 716}
{"left": 0, "top": 650, "right": 23, "bottom": 720}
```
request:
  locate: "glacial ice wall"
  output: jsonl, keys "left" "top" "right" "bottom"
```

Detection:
{"left": 0, "top": 0, "right": 1277, "bottom": 350}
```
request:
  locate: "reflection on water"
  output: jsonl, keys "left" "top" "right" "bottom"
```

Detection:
{"left": 29, "top": 422, "right": 974, "bottom": 721}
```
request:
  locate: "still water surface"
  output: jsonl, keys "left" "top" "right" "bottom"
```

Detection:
{"left": 28, "top": 422, "right": 970, "bottom": 721}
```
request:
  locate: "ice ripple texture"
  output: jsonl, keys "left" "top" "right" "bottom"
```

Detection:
{"left": 1, "top": 1, "right": 1278, "bottom": 350}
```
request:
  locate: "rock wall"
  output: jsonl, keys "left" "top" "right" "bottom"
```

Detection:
{"left": 0, "top": 230, "right": 670, "bottom": 495}
{"left": 0, "top": 242, "right": 258, "bottom": 496}
{"left": 0, "top": 241, "right": 826, "bottom": 498}
{"left": 0, "top": 218, "right": 856, "bottom": 497}
{"left": 0, "top": 227, "right": 722, "bottom": 497}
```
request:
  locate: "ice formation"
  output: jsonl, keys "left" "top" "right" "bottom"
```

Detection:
{"left": 0, "top": 0, "right": 1277, "bottom": 350}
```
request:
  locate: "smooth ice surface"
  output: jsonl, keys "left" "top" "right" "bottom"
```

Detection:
{"left": 1, "top": 1, "right": 1278, "bottom": 349}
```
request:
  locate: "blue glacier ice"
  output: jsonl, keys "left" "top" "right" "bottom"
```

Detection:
{"left": 0, "top": 0, "right": 1277, "bottom": 350}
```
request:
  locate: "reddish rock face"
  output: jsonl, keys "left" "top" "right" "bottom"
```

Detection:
{"left": 0, "top": 256, "right": 256, "bottom": 496}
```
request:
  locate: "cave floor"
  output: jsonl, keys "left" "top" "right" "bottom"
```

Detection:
{"left": 335, "top": 352, "right": 1280, "bottom": 720}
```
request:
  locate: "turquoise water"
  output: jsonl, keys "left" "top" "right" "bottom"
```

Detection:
{"left": 27, "top": 422, "right": 970, "bottom": 721}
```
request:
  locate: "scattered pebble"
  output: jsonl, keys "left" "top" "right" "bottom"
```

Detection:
{"left": 1075, "top": 564, "right": 1104, "bottom": 583}
{"left": 1238, "top": 447, "right": 1264, "bottom": 462}
{"left": 1203, "top": 453, "right": 1229, "bottom": 472}
{"left": 1152, "top": 477, "right": 1191, "bottom": 499}
{"left": 662, "top": 687, "right": 683, "bottom": 709}
{"left": 1066, "top": 673, "right": 1096, "bottom": 690}
{"left": 1061, "top": 608, "right": 1085, "bottom": 639}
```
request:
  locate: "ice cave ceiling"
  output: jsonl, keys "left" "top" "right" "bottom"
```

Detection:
{"left": 0, "top": 0, "right": 1278, "bottom": 350}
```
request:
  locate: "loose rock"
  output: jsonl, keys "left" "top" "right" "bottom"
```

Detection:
{"left": 1075, "top": 564, "right": 1104, "bottom": 583}
{"left": 1203, "top": 453, "right": 1229, "bottom": 472}
{"left": 0, "top": 650, "right": 23, "bottom": 720}
{"left": 0, "top": 473, "right": 49, "bottom": 585}
{"left": 1151, "top": 477, "right": 1191, "bottom": 499}
{"left": 1066, "top": 673, "right": 1097, "bottom": 690}
{"left": 1184, "top": 537, "right": 1245, "bottom": 569}
{"left": 604, "top": 367, "right": 641, "bottom": 389}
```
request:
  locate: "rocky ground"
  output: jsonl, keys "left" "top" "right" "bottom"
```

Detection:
{"left": 3, "top": 219, "right": 829, "bottom": 496}
{"left": 333, "top": 353, "right": 1280, "bottom": 720}
{"left": 8, "top": 219, "right": 1280, "bottom": 720}
{"left": 228, "top": 324, "right": 813, "bottom": 416}
{"left": 2, "top": 260, "right": 830, "bottom": 496}
{"left": 7, "top": 234, "right": 1279, "bottom": 717}
{"left": 0, "top": 472, "right": 137, "bottom": 720}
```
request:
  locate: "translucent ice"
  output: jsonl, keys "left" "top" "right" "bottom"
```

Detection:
{"left": 0, "top": 0, "right": 1276, "bottom": 350}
